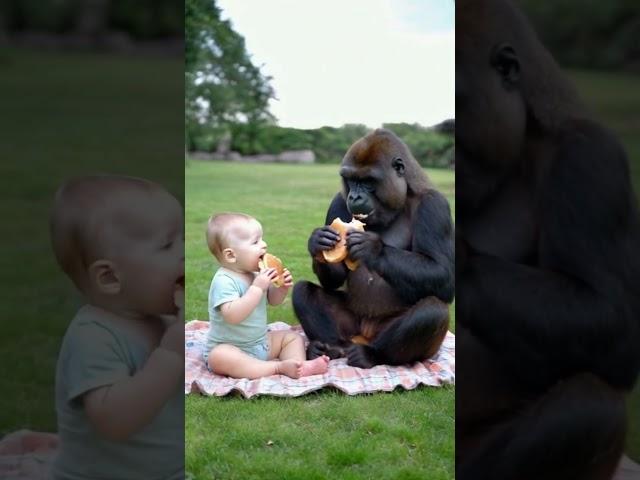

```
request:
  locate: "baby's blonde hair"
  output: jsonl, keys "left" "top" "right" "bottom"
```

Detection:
{"left": 206, "top": 212, "right": 257, "bottom": 262}
{"left": 50, "top": 175, "right": 161, "bottom": 291}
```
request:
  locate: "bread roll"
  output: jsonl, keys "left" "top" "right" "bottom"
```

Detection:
{"left": 258, "top": 253, "right": 285, "bottom": 287}
{"left": 322, "top": 217, "right": 365, "bottom": 270}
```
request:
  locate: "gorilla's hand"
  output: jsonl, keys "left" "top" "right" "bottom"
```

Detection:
{"left": 308, "top": 226, "right": 341, "bottom": 257}
{"left": 346, "top": 344, "right": 377, "bottom": 368}
{"left": 346, "top": 230, "right": 383, "bottom": 264}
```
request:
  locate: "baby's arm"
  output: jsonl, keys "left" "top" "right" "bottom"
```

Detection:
{"left": 220, "top": 268, "right": 277, "bottom": 324}
{"left": 267, "top": 268, "right": 293, "bottom": 306}
{"left": 83, "top": 333, "right": 182, "bottom": 441}
{"left": 83, "top": 291, "right": 184, "bottom": 441}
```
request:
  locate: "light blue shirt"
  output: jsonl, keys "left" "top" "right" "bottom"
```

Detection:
{"left": 206, "top": 268, "right": 268, "bottom": 351}
{"left": 53, "top": 305, "right": 184, "bottom": 480}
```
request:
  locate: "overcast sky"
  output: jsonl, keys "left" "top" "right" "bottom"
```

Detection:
{"left": 217, "top": 0, "right": 454, "bottom": 129}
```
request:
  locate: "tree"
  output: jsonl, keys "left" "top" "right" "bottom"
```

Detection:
{"left": 185, "top": 0, "right": 275, "bottom": 151}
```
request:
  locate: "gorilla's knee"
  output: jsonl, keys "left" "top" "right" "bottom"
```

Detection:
{"left": 292, "top": 281, "right": 315, "bottom": 317}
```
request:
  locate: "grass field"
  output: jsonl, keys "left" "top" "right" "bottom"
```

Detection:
{"left": 185, "top": 161, "right": 455, "bottom": 479}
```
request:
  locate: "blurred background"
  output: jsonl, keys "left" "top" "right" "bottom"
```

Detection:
{"left": 518, "top": 0, "right": 640, "bottom": 188}
{"left": 0, "top": 0, "right": 182, "bottom": 50}
{"left": 517, "top": 0, "right": 640, "bottom": 464}
{"left": 0, "top": 0, "right": 184, "bottom": 435}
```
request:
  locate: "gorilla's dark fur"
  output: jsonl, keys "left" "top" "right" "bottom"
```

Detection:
{"left": 292, "top": 129, "right": 454, "bottom": 368}
{"left": 456, "top": 1, "right": 640, "bottom": 478}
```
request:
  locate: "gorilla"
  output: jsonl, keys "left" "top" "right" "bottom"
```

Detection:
{"left": 292, "top": 129, "right": 454, "bottom": 368}
{"left": 456, "top": 1, "right": 640, "bottom": 479}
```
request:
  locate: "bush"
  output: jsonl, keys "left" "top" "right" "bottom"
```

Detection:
{"left": 189, "top": 121, "right": 454, "bottom": 168}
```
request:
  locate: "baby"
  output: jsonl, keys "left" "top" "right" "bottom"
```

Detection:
{"left": 49, "top": 175, "right": 184, "bottom": 479}
{"left": 205, "top": 212, "right": 329, "bottom": 379}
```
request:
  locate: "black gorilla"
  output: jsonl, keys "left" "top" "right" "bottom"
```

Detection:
{"left": 292, "top": 129, "right": 454, "bottom": 368}
{"left": 456, "top": 1, "right": 640, "bottom": 479}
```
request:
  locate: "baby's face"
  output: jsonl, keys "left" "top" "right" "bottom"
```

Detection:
{"left": 110, "top": 190, "right": 184, "bottom": 315}
{"left": 227, "top": 219, "right": 267, "bottom": 273}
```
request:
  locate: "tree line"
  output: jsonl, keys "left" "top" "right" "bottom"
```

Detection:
{"left": 518, "top": 0, "right": 640, "bottom": 70}
{"left": 185, "top": 0, "right": 453, "bottom": 167}
{"left": 1, "top": 0, "right": 182, "bottom": 38}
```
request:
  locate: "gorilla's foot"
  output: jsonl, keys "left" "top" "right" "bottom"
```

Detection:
{"left": 346, "top": 344, "right": 377, "bottom": 368}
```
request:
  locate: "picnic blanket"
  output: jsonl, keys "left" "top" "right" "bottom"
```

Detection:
{"left": 0, "top": 430, "right": 58, "bottom": 479}
{"left": 185, "top": 320, "right": 455, "bottom": 398}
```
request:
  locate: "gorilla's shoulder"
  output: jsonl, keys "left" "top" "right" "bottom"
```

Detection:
{"left": 555, "top": 118, "right": 628, "bottom": 170}
{"left": 417, "top": 188, "right": 452, "bottom": 217}
{"left": 544, "top": 118, "right": 634, "bottom": 232}
{"left": 414, "top": 189, "right": 453, "bottom": 234}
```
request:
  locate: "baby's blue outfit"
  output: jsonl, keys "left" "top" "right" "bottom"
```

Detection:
{"left": 204, "top": 268, "right": 270, "bottom": 366}
{"left": 53, "top": 305, "right": 184, "bottom": 480}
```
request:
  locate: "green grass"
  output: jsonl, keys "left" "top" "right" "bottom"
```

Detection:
{"left": 185, "top": 161, "right": 455, "bottom": 479}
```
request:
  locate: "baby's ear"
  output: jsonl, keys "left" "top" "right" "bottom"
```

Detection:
{"left": 89, "top": 260, "right": 120, "bottom": 294}
{"left": 222, "top": 248, "right": 236, "bottom": 264}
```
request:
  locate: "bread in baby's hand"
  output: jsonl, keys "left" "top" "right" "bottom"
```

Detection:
{"left": 258, "top": 253, "right": 285, "bottom": 287}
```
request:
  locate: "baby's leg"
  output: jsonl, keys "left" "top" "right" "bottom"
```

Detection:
{"left": 208, "top": 344, "right": 302, "bottom": 379}
{"left": 268, "top": 330, "right": 306, "bottom": 361}
{"left": 268, "top": 331, "right": 330, "bottom": 376}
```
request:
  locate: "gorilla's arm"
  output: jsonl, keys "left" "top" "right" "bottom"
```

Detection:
{"left": 310, "top": 193, "right": 351, "bottom": 290}
{"left": 369, "top": 190, "right": 455, "bottom": 304}
{"left": 458, "top": 123, "right": 640, "bottom": 391}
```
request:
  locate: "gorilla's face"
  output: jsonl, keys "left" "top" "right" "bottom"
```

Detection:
{"left": 456, "top": 38, "right": 527, "bottom": 213}
{"left": 340, "top": 135, "right": 409, "bottom": 229}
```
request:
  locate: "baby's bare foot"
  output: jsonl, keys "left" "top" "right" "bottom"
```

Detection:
{"left": 300, "top": 355, "right": 330, "bottom": 377}
{"left": 276, "top": 359, "right": 302, "bottom": 378}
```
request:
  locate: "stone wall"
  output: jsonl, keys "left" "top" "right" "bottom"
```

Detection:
{"left": 190, "top": 149, "right": 316, "bottom": 164}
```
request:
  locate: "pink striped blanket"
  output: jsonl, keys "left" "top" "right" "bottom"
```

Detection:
{"left": 185, "top": 320, "right": 455, "bottom": 398}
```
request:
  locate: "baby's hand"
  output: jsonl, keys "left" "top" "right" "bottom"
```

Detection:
{"left": 160, "top": 287, "right": 184, "bottom": 357}
{"left": 282, "top": 268, "right": 293, "bottom": 288}
{"left": 160, "top": 320, "right": 183, "bottom": 357}
{"left": 253, "top": 268, "right": 278, "bottom": 291}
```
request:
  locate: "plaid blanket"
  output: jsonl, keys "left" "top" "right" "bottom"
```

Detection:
{"left": 185, "top": 320, "right": 455, "bottom": 398}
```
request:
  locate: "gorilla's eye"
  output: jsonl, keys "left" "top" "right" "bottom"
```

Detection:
{"left": 490, "top": 43, "right": 520, "bottom": 88}
{"left": 348, "top": 179, "right": 375, "bottom": 192}
{"left": 392, "top": 158, "right": 405, "bottom": 176}
{"left": 362, "top": 180, "right": 376, "bottom": 192}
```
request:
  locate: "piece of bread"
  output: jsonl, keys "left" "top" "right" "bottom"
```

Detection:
{"left": 323, "top": 217, "right": 366, "bottom": 269}
{"left": 258, "top": 253, "right": 285, "bottom": 287}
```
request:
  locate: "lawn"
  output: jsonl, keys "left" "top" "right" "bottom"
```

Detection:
{"left": 185, "top": 161, "right": 455, "bottom": 479}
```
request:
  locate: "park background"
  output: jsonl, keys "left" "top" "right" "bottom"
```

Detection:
{"left": 185, "top": 1, "right": 456, "bottom": 478}
{"left": 184, "top": 0, "right": 640, "bottom": 477}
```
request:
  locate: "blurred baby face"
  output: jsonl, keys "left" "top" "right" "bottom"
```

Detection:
{"left": 110, "top": 189, "right": 185, "bottom": 315}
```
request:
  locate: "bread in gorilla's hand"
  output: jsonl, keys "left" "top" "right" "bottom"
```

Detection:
{"left": 323, "top": 217, "right": 365, "bottom": 270}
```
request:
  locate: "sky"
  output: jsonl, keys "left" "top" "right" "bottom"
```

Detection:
{"left": 217, "top": 0, "right": 454, "bottom": 129}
